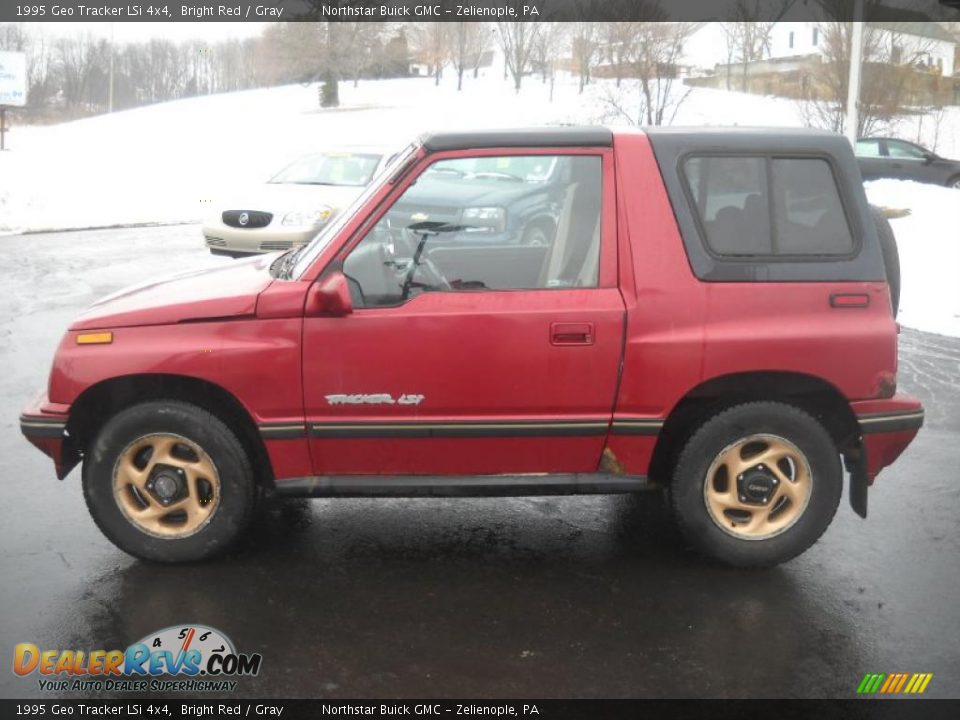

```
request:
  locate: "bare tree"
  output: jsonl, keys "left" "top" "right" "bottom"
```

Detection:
{"left": 531, "top": 22, "right": 567, "bottom": 101}
{"left": 342, "top": 22, "right": 386, "bottom": 87}
{"left": 571, "top": 22, "right": 600, "bottom": 93}
{"left": 414, "top": 23, "right": 449, "bottom": 86}
{"left": 450, "top": 22, "right": 490, "bottom": 90}
{"left": 924, "top": 102, "right": 946, "bottom": 153}
{"left": 800, "top": 21, "right": 935, "bottom": 137}
{"left": 603, "top": 23, "right": 641, "bottom": 88}
{"left": 721, "top": 1, "right": 796, "bottom": 91}
{"left": 602, "top": 22, "right": 697, "bottom": 126}
{"left": 0, "top": 23, "right": 27, "bottom": 51}
{"left": 495, "top": 21, "right": 539, "bottom": 93}
{"left": 298, "top": 1, "right": 381, "bottom": 107}
{"left": 470, "top": 24, "right": 493, "bottom": 79}
{"left": 55, "top": 35, "right": 102, "bottom": 111}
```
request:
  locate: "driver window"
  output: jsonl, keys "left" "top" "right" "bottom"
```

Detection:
{"left": 886, "top": 141, "right": 925, "bottom": 160}
{"left": 342, "top": 154, "right": 603, "bottom": 308}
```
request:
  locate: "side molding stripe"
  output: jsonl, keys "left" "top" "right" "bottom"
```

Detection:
{"left": 259, "top": 423, "right": 308, "bottom": 440}
{"left": 610, "top": 420, "right": 664, "bottom": 436}
{"left": 308, "top": 421, "right": 609, "bottom": 439}
{"left": 259, "top": 418, "right": 667, "bottom": 440}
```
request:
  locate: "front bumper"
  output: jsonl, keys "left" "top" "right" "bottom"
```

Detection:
{"left": 202, "top": 222, "right": 319, "bottom": 255}
{"left": 847, "top": 393, "right": 924, "bottom": 517}
{"left": 20, "top": 391, "right": 76, "bottom": 479}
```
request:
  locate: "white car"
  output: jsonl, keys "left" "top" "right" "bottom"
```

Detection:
{"left": 203, "top": 147, "right": 394, "bottom": 257}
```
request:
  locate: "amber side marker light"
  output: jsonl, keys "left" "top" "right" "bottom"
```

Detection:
{"left": 76, "top": 332, "right": 113, "bottom": 345}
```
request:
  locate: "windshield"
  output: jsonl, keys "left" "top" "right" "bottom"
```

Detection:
{"left": 291, "top": 143, "right": 420, "bottom": 279}
{"left": 269, "top": 152, "right": 383, "bottom": 187}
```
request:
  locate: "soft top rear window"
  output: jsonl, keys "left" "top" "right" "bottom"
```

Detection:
{"left": 682, "top": 155, "right": 855, "bottom": 258}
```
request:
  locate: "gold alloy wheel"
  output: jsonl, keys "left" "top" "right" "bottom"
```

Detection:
{"left": 702, "top": 434, "right": 812, "bottom": 540}
{"left": 112, "top": 433, "right": 221, "bottom": 538}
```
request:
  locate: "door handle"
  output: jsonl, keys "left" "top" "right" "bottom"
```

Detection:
{"left": 551, "top": 322, "right": 594, "bottom": 346}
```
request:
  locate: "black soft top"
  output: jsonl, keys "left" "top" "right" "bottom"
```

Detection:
{"left": 421, "top": 127, "right": 613, "bottom": 152}
{"left": 643, "top": 125, "right": 850, "bottom": 155}
{"left": 420, "top": 125, "right": 852, "bottom": 153}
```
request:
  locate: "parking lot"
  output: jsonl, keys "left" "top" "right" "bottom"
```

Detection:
{"left": 1, "top": 225, "right": 958, "bottom": 699}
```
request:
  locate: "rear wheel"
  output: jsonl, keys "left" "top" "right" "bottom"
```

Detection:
{"left": 669, "top": 402, "right": 842, "bottom": 567}
{"left": 82, "top": 401, "right": 255, "bottom": 562}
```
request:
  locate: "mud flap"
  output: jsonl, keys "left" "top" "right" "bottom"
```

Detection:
{"left": 845, "top": 445, "right": 869, "bottom": 519}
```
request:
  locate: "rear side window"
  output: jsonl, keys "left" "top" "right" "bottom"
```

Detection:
{"left": 683, "top": 155, "right": 854, "bottom": 257}
{"left": 771, "top": 158, "right": 854, "bottom": 255}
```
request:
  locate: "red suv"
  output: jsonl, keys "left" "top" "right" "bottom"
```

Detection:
{"left": 20, "top": 127, "right": 923, "bottom": 566}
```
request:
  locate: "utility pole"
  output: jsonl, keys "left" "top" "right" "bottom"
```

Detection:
{"left": 845, "top": 0, "right": 865, "bottom": 146}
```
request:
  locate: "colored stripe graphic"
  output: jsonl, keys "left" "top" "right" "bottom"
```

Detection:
{"left": 857, "top": 673, "right": 932, "bottom": 694}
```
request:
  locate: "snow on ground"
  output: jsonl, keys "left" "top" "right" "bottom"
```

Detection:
{"left": 0, "top": 74, "right": 805, "bottom": 235}
{"left": 864, "top": 179, "right": 960, "bottom": 338}
{"left": 0, "top": 72, "right": 957, "bottom": 337}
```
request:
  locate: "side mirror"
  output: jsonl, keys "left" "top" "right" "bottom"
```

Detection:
{"left": 923, "top": 152, "right": 938, "bottom": 165}
{"left": 306, "top": 272, "right": 353, "bottom": 317}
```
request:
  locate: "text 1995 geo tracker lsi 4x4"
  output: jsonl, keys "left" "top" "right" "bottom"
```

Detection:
{"left": 20, "top": 127, "right": 923, "bottom": 567}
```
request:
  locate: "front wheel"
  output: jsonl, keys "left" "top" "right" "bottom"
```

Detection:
{"left": 82, "top": 400, "right": 255, "bottom": 562}
{"left": 521, "top": 221, "right": 555, "bottom": 247}
{"left": 669, "top": 402, "right": 842, "bottom": 567}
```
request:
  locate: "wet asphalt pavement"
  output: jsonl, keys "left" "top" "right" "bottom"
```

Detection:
{"left": 1, "top": 226, "right": 958, "bottom": 700}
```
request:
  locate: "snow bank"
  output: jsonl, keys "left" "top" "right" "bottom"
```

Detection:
{"left": 865, "top": 179, "right": 960, "bottom": 338}
{"left": 1, "top": 73, "right": 957, "bottom": 337}
{"left": 0, "top": 76, "right": 804, "bottom": 235}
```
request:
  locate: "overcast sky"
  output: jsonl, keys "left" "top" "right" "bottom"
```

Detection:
{"left": 21, "top": 22, "right": 272, "bottom": 43}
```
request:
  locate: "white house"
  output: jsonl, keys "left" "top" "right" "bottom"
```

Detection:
{"left": 768, "top": 21, "right": 956, "bottom": 77}
{"left": 682, "top": 21, "right": 957, "bottom": 78}
{"left": 680, "top": 22, "right": 727, "bottom": 74}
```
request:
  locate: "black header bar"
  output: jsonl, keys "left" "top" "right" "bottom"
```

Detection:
{"left": 3, "top": 0, "right": 960, "bottom": 23}
{"left": 2, "top": 699, "right": 960, "bottom": 720}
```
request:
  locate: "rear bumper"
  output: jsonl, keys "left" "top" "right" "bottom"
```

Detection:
{"left": 853, "top": 394, "right": 924, "bottom": 478}
{"left": 20, "top": 392, "right": 76, "bottom": 479}
{"left": 846, "top": 394, "right": 924, "bottom": 518}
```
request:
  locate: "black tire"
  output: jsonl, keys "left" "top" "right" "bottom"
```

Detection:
{"left": 82, "top": 400, "right": 255, "bottom": 563}
{"left": 521, "top": 220, "right": 555, "bottom": 247}
{"left": 946, "top": 174, "right": 960, "bottom": 190}
{"left": 869, "top": 205, "right": 900, "bottom": 317}
{"left": 669, "top": 402, "right": 842, "bottom": 568}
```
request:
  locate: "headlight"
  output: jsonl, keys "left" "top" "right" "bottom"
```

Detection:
{"left": 282, "top": 206, "right": 334, "bottom": 227}
{"left": 461, "top": 206, "right": 506, "bottom": 233}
